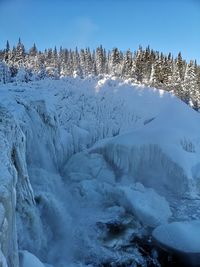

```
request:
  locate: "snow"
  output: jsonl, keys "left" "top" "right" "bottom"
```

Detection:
{"left": 0, "top": 76, "right": 200, "bottom": 266}
{"left": 0, "top": 204, "right": 5, "bottom": 228}
{"left": 91, "top": 93, "right": 200, "bottom": 198}
{"left": 19, "top": 250, "right": 45, "bottom": 267}
{"left": 0, "top": 248, "right": 8, "bottom": 267}
{"left": 63, "top": 151, "right": 115, "bottom": 184}
{"left": 152, "top": 220, "right": 200, "bottom": 253}
{"left": 119, "top": 183, "right": 172, "bottom": 227}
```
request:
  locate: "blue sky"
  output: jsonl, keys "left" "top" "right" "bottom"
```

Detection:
{"left": 0, "top": 0, "right": 199, "bottom": 62}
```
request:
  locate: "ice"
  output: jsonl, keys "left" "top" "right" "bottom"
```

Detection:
{"left": 0, "top": 77, "right": 200, "bottom": 266}
{"left": 119, "top": 183, "right": 172, "bottom": 227}
{"left": 63, "top": 151, "right": 115, "bottom": 184}
{"left": 92, "top": 95, "right": 200, "bottom": 198}
{"left": 152, "top": 220, "right": 200, "bottom": 253}
{"left": 19, "top": 250, "right": 45, "bottom": 267}
{"left": 0, "top": 248, "right": 8, "bottom": 267}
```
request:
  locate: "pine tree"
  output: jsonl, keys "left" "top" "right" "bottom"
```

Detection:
{"left": 84, "top": 48, "right": 93, "bottom": 76}
{"left": 162, "top": 56, "right": 173, "bottom": 89}
{"left": 80, "top": 49, "right": 86, "bottom": 77}
{"left": 96, "top": 45, "right": 105, "bottom": 75}
{"left": 15, "top": 66, "right": 29, "bottom": 83}
{"left": 66, "top": 49, "right": 74, "bottom": 76}
{"left": 0, "top": 62, "right": 11, "bottom": 84}
{"left": 143, "top": 46, "right": 153, "bottom": 83}
{"left": 133, "top": 47, "right": 145, "bottom": 82}
{"left": 4, "top": 40, "right": 10, "bottom": 62}
{"left": 73, "top": 48, "right": 82, "bottom": 77}
{"left": 122, "top": 49, "right": 133, "bottom": 78}
{"left": 15, "top": 38, "right": 26, "bottom": 66}
{"left": 150, "top": 54, "right": 163, "bottom": 87}
{"left": 171, "top": 60, "right": 183, "bottom": 95}
{"left": 183, "top": 60, "right": 198, "bottom": 105}
{"left": 110, "top": 47, "right": 122, "bottom": 76}
{"left": 29, "top": 43, "right": 38, "bottom": 57}
{"left": 28, "top": 43, "right": 39, "bottom": 73}
{"left": 91, "top": 50, "right": 97, "bottom": 76}
{"left": 176, "top": 52, "right": 185, "bottom": 80}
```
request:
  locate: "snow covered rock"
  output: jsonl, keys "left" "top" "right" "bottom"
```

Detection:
{"left": 153, "top": 220, "right": 200, "bottom": 254}
{"left": 119, "top": 183, "right": 172, "bottom": 227}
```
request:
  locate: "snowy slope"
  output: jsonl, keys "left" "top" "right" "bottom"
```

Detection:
{"left": 0, "top": 76, "right": 200, "bottom": 266}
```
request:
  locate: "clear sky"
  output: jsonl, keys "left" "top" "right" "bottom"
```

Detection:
{"left": 0, "top": 0, "right": 199, "bottom": 62}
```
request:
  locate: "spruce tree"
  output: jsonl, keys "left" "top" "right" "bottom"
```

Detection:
{"left": 122, "top": 49, "right": 133, "bottom": 78}
{"left": 171, "top": 60, "right": 183, "bottom": 95}
{"left": 96, "top": 45, "right": 105, "bottom": 75}
{"left": 73, "top": 48, "right": 82, "bottom": 77}
{"left": 29, "top": 43, "right": 38, "bottom": 57}
{"left": 15, "top": 38, "right": 26, "bottom": 66}
{"left": 4, "top": 40, "right": 10, "bottom": 62}
{"left": 183, "top": 60, "right": 198, "bottom": 105}
{"left": 0, "top": 62, "right": 11, "bottom": 84}
{"left": 110, "top": 47, "right": 122, "bottom": 76}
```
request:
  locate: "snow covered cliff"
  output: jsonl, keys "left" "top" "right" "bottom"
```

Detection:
{"left": 0, "top": 77, "right": 200, "bottom": 267}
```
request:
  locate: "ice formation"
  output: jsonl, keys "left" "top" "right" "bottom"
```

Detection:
{"left": 0, "top": 77, "right": 200, "bottom": 266}
{"left": 152, "top": 220, "right": 200, "bottom": 253}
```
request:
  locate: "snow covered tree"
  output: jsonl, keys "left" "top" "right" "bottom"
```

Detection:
{"left": 0, "top": 61, "right": 11, "bottom": 84}
{"left": 29, "top": 43, "right": 38, "bottom": 57}
{"left": 171, "top": 60, "right": 183, "bottom": 95}
{"left": 122, "top": 49, "right": 133, "bottom": 78}
{"left": 150, "top": 55, "right": 163, "bottom": 87}
{"left": 15, "top": 66, "right": 30, "bottom": 83}
{"left": 0, "top": 40, "right": 200, "bottom": 112}
{"left": 96, "top": 45, "right": 105, "bottom": 75}
{"left": 84, "top": 48, "right": 93, "bottom": 76}
{"left": 176, "top": 52, "right": 185, "bottom": 80}
{"left": 4, "top": 40, "right": 10, "bottom": 62}
{"left": 133, "top": 47, "right": 146, "bottom": 83}
{"left": 110, "top": 47, "right": 122, "bottom": 76}
{"left": 80, "top": 49, "right": 86, "bottom": 77}
{"left": 27, "top": 43, "right": 39, "bottom": 73}
{"left": 183, "top": 60, "right": 199, "bottom": 107}
{"left": 72, "top": 48, "right": 82, "bottom": 77}
{"left": 142, "top": 46, "right": 153, "bottom": 83}
{"left": 37, "top": 63, "right": 47, "bottom": 80}
{"left": 15, "top": 38, "right": 26, "bottom": 66}
{"left": 66, "top": 50, "right": 74, "bottom": 76}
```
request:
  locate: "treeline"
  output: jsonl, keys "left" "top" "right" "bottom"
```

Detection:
{"left": 0, "top": 39, "right": 200, "bottom": 109}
